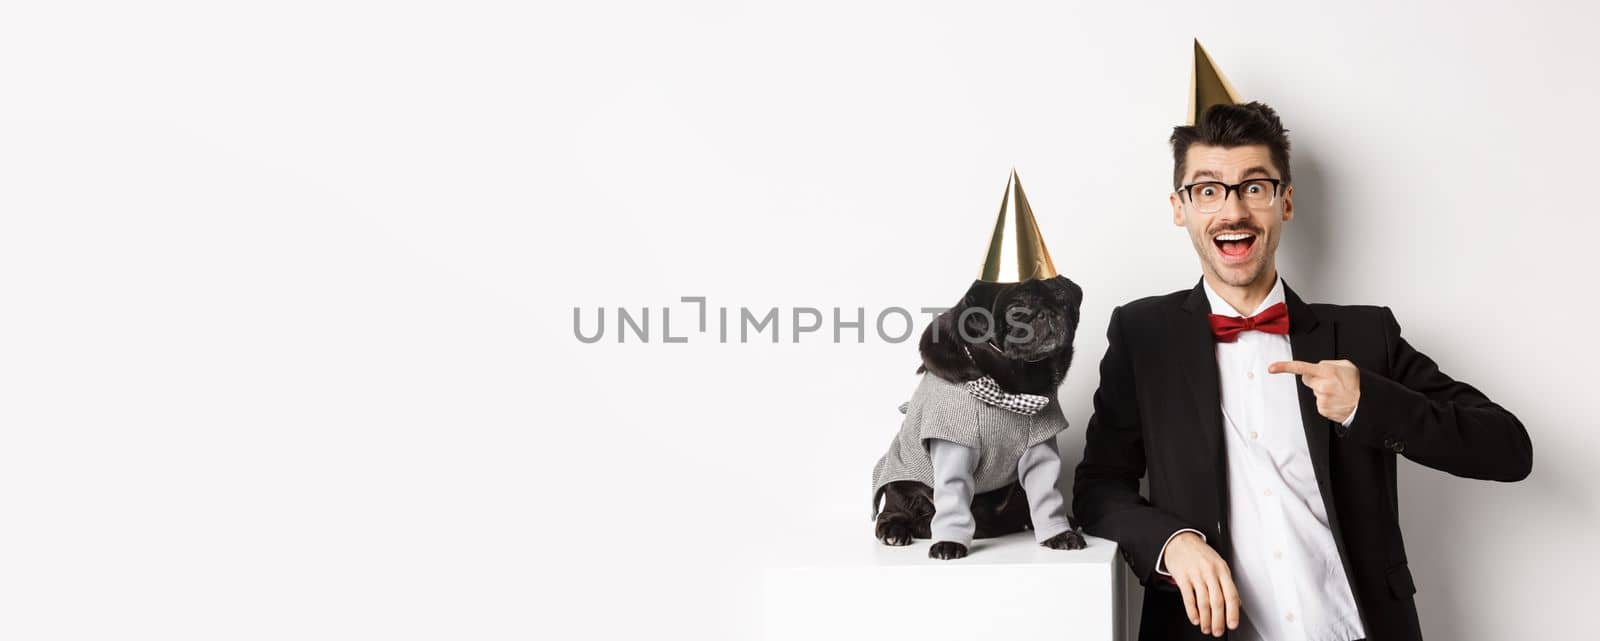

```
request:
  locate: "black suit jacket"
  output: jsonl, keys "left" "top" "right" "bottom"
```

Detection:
{"left": 1072, "top": 279, "right": 1531, "bottom": 641}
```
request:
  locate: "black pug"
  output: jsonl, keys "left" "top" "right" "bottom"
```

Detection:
{"left": 871, "top": 275, "right": 1086, "bottom": 559}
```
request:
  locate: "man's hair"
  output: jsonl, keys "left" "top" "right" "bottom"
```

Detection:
{"left": 1170, "top": 101, "right": 1292, "bottom": 190}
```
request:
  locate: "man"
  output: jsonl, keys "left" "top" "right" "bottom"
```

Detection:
{"left": 1071, "top": 45, "right": 1532, "bottom": 641}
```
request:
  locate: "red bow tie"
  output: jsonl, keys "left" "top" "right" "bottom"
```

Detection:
{"left": 1208, "top": 302, "right": 1290, "bottom": 342}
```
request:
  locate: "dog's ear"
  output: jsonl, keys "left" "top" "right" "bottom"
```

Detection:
{"left": 1041, "top": 276, "right": 1083, "bottom": 335}
{"left": 1043, "top": 276, "right": 1082, "bottom": 384}
{"left": 917, "top": 283, "right": 991, "bottom": 382}
{"left": 917, "top": 307, "right": 984, "bottom": 382}
{"left": 1044, "top": 276, "right": 1083, "bottom": 314}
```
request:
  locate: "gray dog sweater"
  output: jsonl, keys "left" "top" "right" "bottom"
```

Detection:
{"left": 870, "top": 373, "right": 1070, "bottom": 519}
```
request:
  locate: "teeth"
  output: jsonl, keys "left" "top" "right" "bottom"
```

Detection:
{"left": 1215, "top": 233, "right": 1254, "bottom": 242}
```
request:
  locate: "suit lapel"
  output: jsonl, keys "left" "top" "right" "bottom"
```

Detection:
{"left": 1284, "top": 281, "right": 1366, "bottom": 627}
{"left": 1175, "top": 279, "right": 1228, "bottom": 542}
{"left": 1283, "top": 283, "right": 1335, "bottom": 509}
{"left": 1283, "top": 283, "right": 1350, "bottom": 557}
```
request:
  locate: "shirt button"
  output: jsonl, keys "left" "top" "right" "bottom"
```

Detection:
{"left": 1246, "top": 371, "right": 1255, "bottom": 380}
{"left": 1250, "top": 431, "right": 1260, "bottom": 440}
{"left": 1286, "top": 612, "right": 1296, "bottom": 623}
{"left": 1273, "top": 549, "right": 1283, "bottom": 560}
{"left": 1263, "top": 489, "right": 1273, "bottom": 497}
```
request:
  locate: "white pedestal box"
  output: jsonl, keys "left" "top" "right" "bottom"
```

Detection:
{"left": 760, "top": 517, "right": 1125, "bottom": 641}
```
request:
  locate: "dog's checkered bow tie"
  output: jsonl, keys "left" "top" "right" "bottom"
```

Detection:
{"left": 897, "top": 376, "right": 1052, "bottom": 416}
{"left": 965, "top": 376, "right": 1051, "bottom": 415}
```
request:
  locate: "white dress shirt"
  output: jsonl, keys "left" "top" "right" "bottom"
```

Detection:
{"left": 1158, "top": 277, "right": 1366, "bottom": 641}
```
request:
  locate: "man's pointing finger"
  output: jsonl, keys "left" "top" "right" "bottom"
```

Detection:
{"left": 1268, "top": 360, "right": 1318, "bottom": 376}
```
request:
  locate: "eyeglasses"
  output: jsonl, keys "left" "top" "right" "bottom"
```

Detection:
{"left": 1177, "top": 178, "right": 1284, "bottom": 214}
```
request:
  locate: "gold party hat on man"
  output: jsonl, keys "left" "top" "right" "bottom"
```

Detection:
{"left": 978, "top": 169, "right": 1057, "bottom": 283}
{"left": 1187, "top": 39, "right": 1241, "bottom": 125}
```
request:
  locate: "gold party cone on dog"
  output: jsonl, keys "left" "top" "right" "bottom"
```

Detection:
{"left": 978, "top": 169, "right": 1057, "bottom": 283}
{"left": 1187, "top": 39, "right": 1241, "bottom": 125}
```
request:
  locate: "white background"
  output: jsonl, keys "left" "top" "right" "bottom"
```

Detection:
{"left": 2, "top": 1, "right": 1595, "bottom": 639}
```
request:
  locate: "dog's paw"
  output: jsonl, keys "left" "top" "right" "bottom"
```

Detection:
{"left": 875, "top": 518, "right": 915, "bottom": 546}
{"left": 1041, "top": 529, "right": 1087, "bottom": 551}
{"left": 928, "top": 541, "right": 968, "bottom": 560}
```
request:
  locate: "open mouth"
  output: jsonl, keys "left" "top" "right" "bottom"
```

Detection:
{"left": 1213, "top": 231, "right": 1257, "bottom": 263}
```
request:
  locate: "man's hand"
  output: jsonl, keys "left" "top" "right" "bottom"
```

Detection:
{"left": 1161, "top": 532, "right": 1240, "bottom": 637}
{"left": 1268, "top": 359, "right": 1360, "bottom": 424}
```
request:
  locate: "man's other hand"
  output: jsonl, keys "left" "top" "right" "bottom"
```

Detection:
{"left": 1161, "top": 531, "right": 1241, "bottom": 637}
